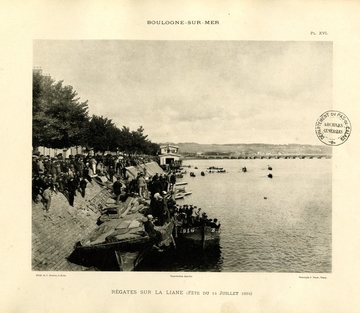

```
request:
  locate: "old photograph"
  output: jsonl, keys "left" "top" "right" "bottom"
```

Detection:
{"left": 32, "top": 40, "right": 332, "bottom": 272}
{"left": 3, "top": 1, "right": 360, "bottom": 312}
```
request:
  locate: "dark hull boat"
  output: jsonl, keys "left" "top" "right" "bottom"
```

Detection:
{"left": 174, "top": 224, "right": 220, "bottom": 248}
{"left": 72, "top": 197, "right": 174, "bottom": 271}
{"left": 207, "top": 167, "right": 226, "bottom": 173}
{"left": 74, "top": 220, "right": 174, "bottom": 271}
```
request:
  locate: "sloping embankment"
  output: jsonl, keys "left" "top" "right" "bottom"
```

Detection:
{"left": 32, "top": 161, "right": 164, "bottom": 271}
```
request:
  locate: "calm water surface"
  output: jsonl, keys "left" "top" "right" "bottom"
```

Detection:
{"left": 137, "top": 159, "right": 332, "bottom": 273}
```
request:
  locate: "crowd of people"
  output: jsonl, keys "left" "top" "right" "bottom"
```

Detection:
{"left": 32, "top": 152, "right": 157, "bottom": 212}
{"left": 118, "top": 171, "right": 177, "bottom": 200}
{"left": 125, "top": 171, "right": 220, "bottom": 231}
{"left": 173, "top": 205, "right": 221, "bottom": 229}
{"left": 138, "top": 198, "right": 220, "bottom": 251}
{"left": 33, "top": 150, "right": 221, "bottom": 252}
{"left": 113, "top": 171, "right": 178, "bottom": 225}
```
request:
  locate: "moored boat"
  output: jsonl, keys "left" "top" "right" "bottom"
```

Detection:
{"left": 208, "top": 168, "right": 226, "bottom": 173}
{"left": 175, "top": 185, "right": 186, "bottom": 192}
{"left": 174, "top": 193, "right": 185, "bottom": 200}
{"left": 206, "top": 166, "right": 224, "bottom": 170}
{"left": 174, "top": 187, "right": 192, "bottom": 199}
{"left": 174, "top": 224, "right": 221, "bottom": 248}
{"left": 175, "top": 182, "right": 188, "bottom": 186}
{"left": 173, "top": 207, "right": 221, "bottom": 248}
{"left": 72, "top": 197, "right": 174, "bottom": 271}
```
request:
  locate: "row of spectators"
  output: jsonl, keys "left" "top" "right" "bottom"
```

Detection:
{"left": 144, "top": 196, "right": 221, "bottom": 230}
{"left": 32, "top": 152, "right": 157, "bottom": 210}
{"left": 174, "top": 205, "right": 221, "bottom": 228}
{"left": 118, "top": 171, "right": 177, "bottom": 199}
{"left": 32, "top": 153, "right": 157, "bottom": 179}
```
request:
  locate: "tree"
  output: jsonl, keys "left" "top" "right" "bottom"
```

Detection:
{"left": 116, "top": 126, "right": 132, "bottom": 154}
{"left": 32, "top": 71, "right": 89, "bottom": 149}
{"left": 130, "top": 126, "right": 148, "bottom": 155}
{"left": 143, "top": 141, "right": 160, "bottom": 155}
{"left": 32, "top": 71, "right": 160, "bottom": 156}
{"left": 115, "top": 126, "right": 159, "bottom": 156}
{"left": 84, "top": 115, "right": 119, "bottom": 153}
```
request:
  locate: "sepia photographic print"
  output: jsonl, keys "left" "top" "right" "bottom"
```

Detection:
{"left": 32, "top": 40, "right": 332, "bottom": 273}
{"left": 3, "top": 1, "right": 360, "bottom": 312}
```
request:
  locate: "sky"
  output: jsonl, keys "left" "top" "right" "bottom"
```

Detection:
{"left": 33, "top": 40, "right": 332, "bottom": 145}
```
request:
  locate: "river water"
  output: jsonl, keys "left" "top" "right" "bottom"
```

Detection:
{"left": 136, "top": 158, "right": 332, "bottom": 273}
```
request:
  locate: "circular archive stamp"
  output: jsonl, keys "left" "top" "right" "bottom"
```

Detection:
{"left": 315, "top": 110, "right": 351, "bottom": 146}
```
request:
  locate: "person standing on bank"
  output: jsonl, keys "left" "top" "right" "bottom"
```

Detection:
{"left": 169, "top": 171, "right": 176, "bottom": 192}
{"left": 108, "top": 165, "right": 116, "bottom": 182}
{"left": 42, "top": 185, "right": 52, "bottom": 212}
{"left": 67, "top": 177, "right": 77, "bottom": 207}
{"left": 90, "top": 157, "right": 97, "bottom": 176}
{"left": 137, "top": 172, "right": 146, "bottom": 199}
{"left": 113, "top": 176, "right": 122, "bottom": 205}
{"left": 121, "top": 166, "right": 127, "bottom": 179}
{"left": 79, "top": 178, "right": 87, "bottom": 198}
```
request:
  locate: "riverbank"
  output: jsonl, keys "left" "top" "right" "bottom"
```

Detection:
{"left": 32, "top": 161, "right": 164, "bottom": 271}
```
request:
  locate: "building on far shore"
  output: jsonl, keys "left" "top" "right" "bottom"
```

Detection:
{"left": 159, "top": 144, "right": 182, "bottom": 169}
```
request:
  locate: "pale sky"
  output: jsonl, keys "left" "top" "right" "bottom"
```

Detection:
{"left": 33, "top": 40, "right": 332, "bottom": 145}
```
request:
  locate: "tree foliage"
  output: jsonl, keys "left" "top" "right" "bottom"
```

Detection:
{"left": 32, "top": 71, "right": 160, "bottom": 155}
{"left": 32, "top": 72, "right": 89, "bottom": 149}
{"left": 84, "top": 115, "right": 119, "bottom": 153}
{"left": 116, "top": 126, "right": 159, "bottom": 156}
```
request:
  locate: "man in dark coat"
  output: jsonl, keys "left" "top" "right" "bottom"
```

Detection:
{"left": 113, "top": 176, "right": 122, "bottom": 204}
{"left": 169, "top": 171, "right": 176, "bottom": 191}
{"left": 150, "top": 176, "right": 164, "bottom": 198}
{"left": 121, "top": 166, "right": 127, "bottom": 179}
{"left": 79, "top": 178, "right": 87, "bottom": 198}
{"left": 32, "top": 156, "right": 39, "bottom": 176}
{"left": 66, "top": 177, "right": 77, "bottom": 206}
{"left": 32, "top": 175, "right": 44, "bottom": 203}
{"left": 83, "top": 163, "right": 92, "bottom": 183}
{"left": 74, "top": 157, "right": 84, "bottom": 177}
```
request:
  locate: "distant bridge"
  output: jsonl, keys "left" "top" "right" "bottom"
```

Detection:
{"left": 184, "top": 154, "right": 332, "bottom": 160}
